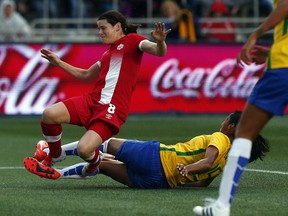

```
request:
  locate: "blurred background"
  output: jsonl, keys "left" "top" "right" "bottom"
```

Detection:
{"left": 0, "top": 0, "right": 275, "bottom": 116}
{"left": 0, "top": 0, "right": 273, "bottom": 43}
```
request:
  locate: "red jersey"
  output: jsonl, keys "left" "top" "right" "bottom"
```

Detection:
{"left": 87, "top": 33, "right": 147, "bottom": 123}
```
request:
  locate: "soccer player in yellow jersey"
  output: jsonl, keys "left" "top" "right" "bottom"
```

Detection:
{"left": 193, "top": 1, "right": 288, "bottom": 215}
{"left": 27, "top": 111, "right": 269, "bottom": 190}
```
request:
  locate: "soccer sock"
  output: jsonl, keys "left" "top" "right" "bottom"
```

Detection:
{"left": 40, "top": 121, "right": 62, "bottom": 158}
{"left": 98, "top": 138, "right": 111, "bottom": 153}
{"left": 84, "top": 148, "right": 101, "bottom": 167}
{"left": 217, "top": 138, "right": 252, "bottom": 208}
{"left": 61, "top": 141, "right": 79, "bottom": 156}
{"left": 57, "top": 162, "right": 100, "bottom": 179}
{"left": 44, "top": 140, "right": 108, "bottom": 157}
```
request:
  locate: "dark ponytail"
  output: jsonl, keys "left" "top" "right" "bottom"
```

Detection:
{"left": 98, "top": 10, "right": 141, "bottom": 35}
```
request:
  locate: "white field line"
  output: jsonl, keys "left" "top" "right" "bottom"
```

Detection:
{"left": 245, "top": 168, "right": 288, "bottom": 175}
{"left": 0, "top": 166, "right": 288, "bottom": 175}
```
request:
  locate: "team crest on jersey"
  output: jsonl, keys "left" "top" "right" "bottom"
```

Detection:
{"left": 117, "top": 44, "right": 124, "bottom": 50}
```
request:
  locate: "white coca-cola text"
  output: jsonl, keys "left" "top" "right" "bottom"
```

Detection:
{"left": 0, "top": 45, "right": 70, "bottom": 115}
{"left": 150, "top": 58, "right": 264, "bottom": 98}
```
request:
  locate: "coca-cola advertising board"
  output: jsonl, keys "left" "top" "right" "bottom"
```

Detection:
{"left": 0, "top": 43, "right": 266, "bottom": 115}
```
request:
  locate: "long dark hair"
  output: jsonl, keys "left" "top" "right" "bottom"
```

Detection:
{"left": 229, "top": 110, "right": 270, "bottom": 163}
{"left": 98, "top": 10, "right": 141, "bottom": 35}
{"left": 249, "top": 134, "right": 269, "bottom": 163}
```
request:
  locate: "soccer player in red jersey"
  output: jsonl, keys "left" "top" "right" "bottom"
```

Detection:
{"left": 24, "top": 10, "right": 171, "bottom": 177}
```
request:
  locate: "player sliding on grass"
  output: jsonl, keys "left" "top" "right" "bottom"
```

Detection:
{"left": 23, "top": 10, "right": 171, "bottom": 177}
{"left": 24, "top": 111, "right": 269, "bottom": 189}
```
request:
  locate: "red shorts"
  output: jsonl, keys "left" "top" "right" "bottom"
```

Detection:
{"left": 62, "top": 95, "right": 125, "bottom": 141}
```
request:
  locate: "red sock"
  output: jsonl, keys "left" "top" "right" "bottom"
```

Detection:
{"left": 85, "top": 149, "right": 100, "bottom": 165}
{"left": 40, "top": 121, "right": 62, "bottom": 158}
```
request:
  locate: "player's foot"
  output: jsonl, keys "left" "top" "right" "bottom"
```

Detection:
{"left": 56, "top": 162, "right": 99, "bottom": 179}
{"left": 43, "top": 149, "right": 66, "bottom": 166}
{"left": 193, "top": 199, "right": 230, "bottom": 216}
{"left": 23, "top": 157, "right": 61, "bottom": 179}
{"left": 81, "top": 151, "right": 103, "bottom": 177}
{"left": 33, "top": 140, "right": 48, "bottom": 162}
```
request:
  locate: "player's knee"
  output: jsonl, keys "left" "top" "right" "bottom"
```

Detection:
{"left": 77, "top": 144, "right": 94, "bottom": 159}
{"left": 42, "top": 107, "right": 61, "bottom": 124}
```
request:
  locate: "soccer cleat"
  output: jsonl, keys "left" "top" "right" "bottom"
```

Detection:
{"left": 81, "top": 151, "right": 103, "bottom": 177}
{"left": 42, "top": 149, "right": 66, "bottom": 166}
{"left": 33, "top": 140, "right": 49, "bottom": 162}
{"left": 193, "top": 199, "right": 230, "bottom": 216}
{"left": 23, "top": 157, "right": 61, "bottom": 179}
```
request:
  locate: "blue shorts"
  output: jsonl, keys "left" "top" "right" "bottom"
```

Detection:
{"left": 248, "top": 68, "right": 288, "bottom": 116}
{"left": 115, "top": 140, "right": 170, "bottom": 189}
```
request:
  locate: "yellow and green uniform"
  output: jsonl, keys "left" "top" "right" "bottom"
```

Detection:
{"left": 266, "top": 0, "right": 288, "bottom": 69}
{"left": 159, "top": 132, "right": 231, "bottom": 188}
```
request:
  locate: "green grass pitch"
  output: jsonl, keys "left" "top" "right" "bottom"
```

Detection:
{"left": 0, "top": 114, "right": 287, "bottom": 216}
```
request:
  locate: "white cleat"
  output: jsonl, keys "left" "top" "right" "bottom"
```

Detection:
{"left": 193, "top": 199, "right": 230, "bottom": 216}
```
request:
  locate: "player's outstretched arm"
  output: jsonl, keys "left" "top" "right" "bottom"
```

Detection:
{"left": 141, "top": 22, "right": 171, "bottom": 57}
{"left": 41, "top": 48, "right": 100, "bottom": 82}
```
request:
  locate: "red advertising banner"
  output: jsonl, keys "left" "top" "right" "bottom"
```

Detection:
{"left": 0, "top": 43, "right": 265, "bottom": 115}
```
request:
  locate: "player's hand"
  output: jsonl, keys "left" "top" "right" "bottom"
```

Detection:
{"left": 176, "top": 163, "right": 189, "bottom": 177}
{"left": 236, "top": 33, "right": 257, "bottom": 67}
{"left": 41, "top": 48, "right": 61, "bottom": 66}
{"left": 250, "top": 45, "right": 270, "bottom": 65}
{"left": 150, "top": 22, "right": 171, "bottom": 42}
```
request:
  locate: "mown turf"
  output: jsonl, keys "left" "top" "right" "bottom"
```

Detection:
{"left": 0, "top": 114, "right": 287, "bottom": 216}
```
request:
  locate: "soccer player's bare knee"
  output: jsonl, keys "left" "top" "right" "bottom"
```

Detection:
{"left": 42, "top": 104, "right": 69, "bottom": 124}
{"left": 42, "top": 107, "right": 59, "bottom": 124}
{"left": 77, "top": 143, "right": 95, "bottom": 159}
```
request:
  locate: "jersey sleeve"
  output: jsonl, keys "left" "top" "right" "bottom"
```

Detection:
{"left": 208, "top": 132, "right": 231, "bottom": 163}
{"left": 128, "top": 33, "right": 147, "bottom": 51}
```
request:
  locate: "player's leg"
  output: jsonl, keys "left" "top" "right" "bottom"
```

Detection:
{"left": 217, "top": 104, "right": 272, "bottom": 205}
{"left": 77, "top": 130, "right": 103, "bottom": 176}
{"left": 35, "top": 159, "right": 129, "bottom": 182}
{"left": 99, "top": 160, "right": 134, "bottom": 187}
{"left": 105, "top": 138, "right": 127, "bottom": 155}
{"left": 40, "top": 102, "right": 70, "bottom": 165}
{"left": 77, "top": 120, "right": 117, "bottom": 176}
{"left": 56, "top": 162, "right": 99, "bottom": 179}
{"left": 34, "top": 140, "right": 79, "bottom": 162}
{"left": 33, "top": 138, "right": 118, "bottom": 162}
{"left": 193, "top": 104, "right": 272, "bottom": 216}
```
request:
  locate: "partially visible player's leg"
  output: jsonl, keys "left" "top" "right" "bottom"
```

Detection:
{"left": 99, "top": 160, "right": 133, "bottom": 187}
{"left": 193, "top": 104, "right": 272, "bottom": 216}
{"left": 77, "top": 130, "right": 105, "bottom": 177}
{"left": 57, "top": 162, "right": 99, "bottom": 179}
{"left": 33, "top": 139, "right": 115, "bottom": 163}
{"left": 34, "top": 140, "right": 79, "bottom": 162}
{"left": 40, "top": 102, "right": 70, "bottom": 166}
{"left": 79, "top": 120, "right": 116, "bottom": 177}
{"left": 105, "top": 138, "right": 126, "bottom": 155}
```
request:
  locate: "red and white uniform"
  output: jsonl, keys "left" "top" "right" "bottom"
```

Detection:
{"left": 65, "top": 33, "right": 147, "bottom": 136}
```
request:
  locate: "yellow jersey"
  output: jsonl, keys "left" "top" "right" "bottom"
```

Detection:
{"left": 159, "top": 132, "right": 231, "bottom": 188}
{"left": 267, "top": 0, "right": 288, "bottom": 69}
